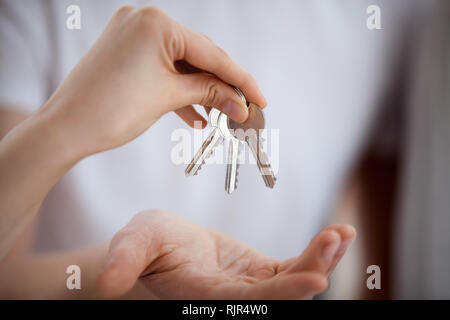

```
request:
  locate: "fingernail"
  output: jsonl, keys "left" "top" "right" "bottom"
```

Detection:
{"left": 321, "top": 241, "right": 340, "bottom": 263}
{"left": 336, "top": 238, "right": 354, "bottom": 256}
{"left": 222, "top": 100, "right": 248, "bottom": 122}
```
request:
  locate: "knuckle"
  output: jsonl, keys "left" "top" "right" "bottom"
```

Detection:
{"left": 115, "top": 225, "right": 138, "bottom": 240}
{"left": 133, "top": 6, "right": 166, "bottom": 33}
{"left": 114, "top": 225, "right": 146, "bottom": 247}
{"left": 113, "top": 5, "right": 135, "bottom": 20}
{"left": 136, "top": 209, "right": 159, "bottom": 220}
{"left": 110, "top": 229, "right": 130, "bottom": 248}
{"left": 167, "top": 27, "right": 184, "bottom": 60}
{"left": 201, "top": 80, "right": 221, "bottom": 106}
{"left": 139, "top": 5, "right": 165, "bottom": 21}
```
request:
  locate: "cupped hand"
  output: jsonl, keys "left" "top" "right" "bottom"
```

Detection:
{"left": 41, "top": 6, "right": 266, "bottom": 158}
{"left": 97, "top": 210, "right": 356, "bottom": 299}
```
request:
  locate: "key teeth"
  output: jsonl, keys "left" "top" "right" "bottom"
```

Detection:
{"left": 185, "top": 128, "right": 222, "bottom": 177}
{"left": 193, "top": 160, "right": 206, "bottom": 176}
{"left": 191, "top": 148, "right": 215, "bottom": 176}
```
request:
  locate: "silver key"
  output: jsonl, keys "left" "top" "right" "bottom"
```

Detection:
{"left": 221, "top": 87, "right": 246, "bottom": 194}
{"left": 228, "top": 102, "right": 277, "bottom": 188}
{"left": 225, "top": 138, "right": 241, "bottom": 193}
{"left": 219, "top": 112, "right": 241, "bottom": 194}
{"left": 185, "top": 108, "right": 222, "bottom": 176}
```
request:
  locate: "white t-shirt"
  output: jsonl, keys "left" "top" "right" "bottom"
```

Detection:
{"left": 0, "top": 0, "right": 406, "bottom": 254}
{"left": 4, "top": 0, "right": 448, "bottom": 298}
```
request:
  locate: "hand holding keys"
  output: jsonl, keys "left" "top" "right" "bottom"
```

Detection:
{"left": 185, "top": 87, "right": 276, "bottom": 194}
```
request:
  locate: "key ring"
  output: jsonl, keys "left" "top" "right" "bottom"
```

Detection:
{"left": 231, "top": 86, "right": 248, "bottom": 106}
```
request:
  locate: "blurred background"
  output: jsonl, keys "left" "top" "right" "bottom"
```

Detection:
{"left": 1, "top": 0, "right": 449, "bottom": 299}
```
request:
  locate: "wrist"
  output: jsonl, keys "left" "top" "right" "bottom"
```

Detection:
{"left": 34, "top": 96, "right": 94, "bottom": 164}
{"left": 29, "top": 107, "right": 85, "bottom": 168}
{"left": 0, "top": 105, "right": 84, "bottom": 259}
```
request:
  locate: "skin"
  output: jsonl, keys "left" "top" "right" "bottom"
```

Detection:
{"left": 0, "top": 6, "right": 265, "bottom": 258}
{"left": 96, "top": 211, "right": 356, "bottom": 299}
{"left": 0, "top": 6, "right": 357, "bottom": 299}
{"left": 0, "top": 209, "right": 355, "bottom": 299}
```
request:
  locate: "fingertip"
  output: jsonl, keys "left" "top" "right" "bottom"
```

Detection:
{"left": 324, "top": 224, "right": 357, "bottom": 241}
{"left": 341, "top": 224, "right": 357, "bottom": 240}
{"left": 257, "top": 93, "right": 267, "bottom": 109}
{"left": 323, "top": 224, "right": 356, "bottom": 257}
{"left": 246, "top": 90, "right": 266, "bottom": 109}
{"left": 335, "top": 225, "right": 356, "bottom": 256}
{"left": 239, "top": 73, "right": 266, "bottom": 109}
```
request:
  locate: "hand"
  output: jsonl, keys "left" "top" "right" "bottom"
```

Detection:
{"left": 39, "top": 6, "right": 266, "bottom": 158}
{"left": 97, "top": 210, "right": 356, "bottom": 299}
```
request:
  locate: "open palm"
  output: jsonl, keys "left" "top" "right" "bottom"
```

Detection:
{"left": 97, "top": 210, "right": 355, "bottom": 299}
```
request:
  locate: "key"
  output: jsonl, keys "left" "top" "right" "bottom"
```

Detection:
{"left": 218, "top": 112, "right": 241, "bottom": 194}
{"left": 228, "top": 101, "right": 277, "bottom": 188}
{"left": 220, "top": 86, "right": 247, "bottom": 193}
{"left": 185, "top": 108, "right": 222, "bottom": 176}
{"left": 184, "top": 86, "right": 275, "bottom": 193}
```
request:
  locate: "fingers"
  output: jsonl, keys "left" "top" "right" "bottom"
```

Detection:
{"left": 96, "top": 217, "right": 161, "bottom": 298}
{"left": 286, "top": 229, "right": 341, "bottom": 274}
{"left": 172, "top": 61, "right": 217, "bottom": 126}
{"left": 180, "top": 26, "right": 266, "bottom": 108}
{"left": 322, "top": 224, "right": 357, "bottom": 273}
{"left": 174, "top": 60, "right": 203, "bottom": 74}
{"left": 175, "top": 73, "right": 249, "bottom": 122}
{"left": 174, "top": 105, "right": 207, "bottom": 128}
{"left": 241, "top": 272, "right": 328, "bottom": 300}
{"left": 280, "top": 224, "right": 356, "bottom": 276}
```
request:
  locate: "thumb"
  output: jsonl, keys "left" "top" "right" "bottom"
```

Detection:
{"left": 241, "top": 272, "right": 328, "bottom": 300}
{"left": 96, "top": 224, "right": 159, "bottom": 298}
{"left": 175, "top": 73, "right": 249, "bottom": 122}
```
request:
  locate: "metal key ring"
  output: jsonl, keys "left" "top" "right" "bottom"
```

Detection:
{"left": 232, "top": 86, "right": 248, "bottom": 106}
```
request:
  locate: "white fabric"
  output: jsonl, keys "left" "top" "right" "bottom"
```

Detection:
{"left": 5, "top": 1, "right": 446, "bottom": 300}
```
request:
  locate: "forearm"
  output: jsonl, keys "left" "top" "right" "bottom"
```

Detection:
{"left": 0, "top": 242, "right": 157, "bottom": 299}
{"left": 0, "top": 242, "right": 108, "bottom": 299}
{"left": 0, "top": 105, "right": 82, "bottom": 259}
